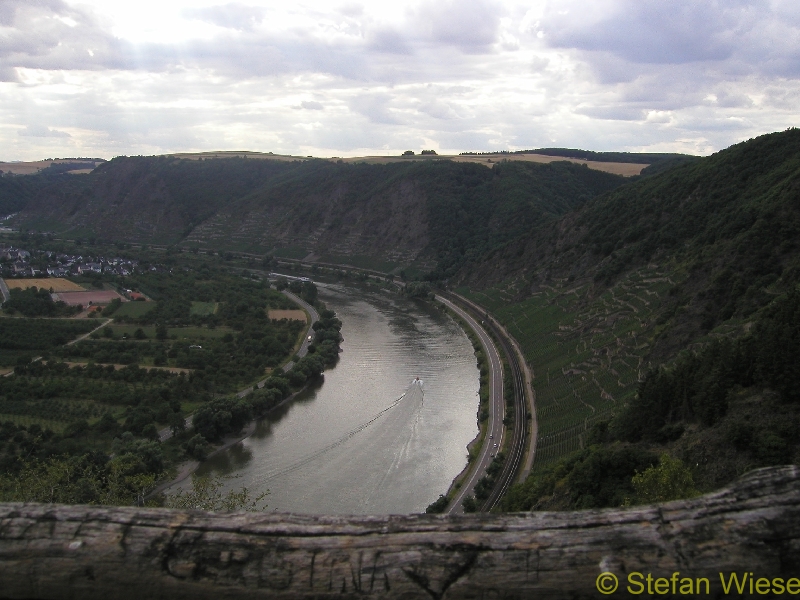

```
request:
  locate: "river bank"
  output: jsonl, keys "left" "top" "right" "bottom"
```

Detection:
{"left": 185, "top": 283, "right": 479, "bottom": 515}
{"left": 149, "top": 382, "right": 315, "bottom": 499}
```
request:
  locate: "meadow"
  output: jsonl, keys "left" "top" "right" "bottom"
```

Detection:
{"left": 113, "top": 301, "right": 157, "bottom": 318}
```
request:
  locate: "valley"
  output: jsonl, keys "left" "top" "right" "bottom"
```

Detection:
{"left": 1, "top": 129, "right": 799, "bottom": 513}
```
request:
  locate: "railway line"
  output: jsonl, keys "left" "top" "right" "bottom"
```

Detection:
{"left": 439, "top": 291, "right": 528, "bottom": 511}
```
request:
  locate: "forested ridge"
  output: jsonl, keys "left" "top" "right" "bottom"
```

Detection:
{"left": 7, "top": 155, "right": 627, "bottom": 269}
{"left": 482, "top": 129, "right": 800, "bottom": 511}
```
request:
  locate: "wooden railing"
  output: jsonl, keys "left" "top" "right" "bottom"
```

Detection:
{"left": 2, "top": 466, "right": 799, "bottom": 599}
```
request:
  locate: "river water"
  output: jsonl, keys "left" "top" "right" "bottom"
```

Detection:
{"left": 194, "top": 283, "right": 480, "bottom": 514}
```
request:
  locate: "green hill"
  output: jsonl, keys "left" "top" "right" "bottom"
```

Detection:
{"left": 10, "top": 156, "right": 626, "bottom": 273}
{"left": 455, "top": 128, "right": 800, "bottom": 510}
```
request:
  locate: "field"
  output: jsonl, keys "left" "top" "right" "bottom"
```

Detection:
{"left": 0, "top": 158, "right": 99, "bottom": 175}
{"left": 325, "top": 153, "right": 647, "bottom": 177}
{"left": 317, "top": 254, "right": 400, "bottom": 273}
{"left": 164, "top": 150, "right": 646, "bottom": 177}
{"left": 461, "top": 263, "right": 683, "bottom": 471}
{"left": 268, "top": 309, "right": 306, "bottom": 321}
{"left": 190, "top": 301, "right": 218, "bottom": 316}
{"left": 4, "top": 278, "right": 85, "bottom": 292}
{"left": 53, "top": 290, "right": 123, "bottom": 306}
{"left": 0, "top": 318, "right": 99, "bottom": 366}
{"left": 113, "top": 301, "right": 157, "bottom": 318}
{"left": 272, "top": 246, "right": 310, "bottom": 259}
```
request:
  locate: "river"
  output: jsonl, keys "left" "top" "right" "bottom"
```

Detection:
{"left": 193, "top": 282, "right": 479, "bottom": 514}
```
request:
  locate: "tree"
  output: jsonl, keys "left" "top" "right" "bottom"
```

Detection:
{"left": 168, "top": 412, "right": 186, "bottom": 436}
{"left": 165, "top": 473, "right": 268, "bottom": 511}
{"left": 183, "top": 434, "right": 211, "bottom": 460}
{"left": 631, "top": 454, "right": 699, "bottom": 504}
{"left": 155, "top": 323, "right": 168, "bottom": 341}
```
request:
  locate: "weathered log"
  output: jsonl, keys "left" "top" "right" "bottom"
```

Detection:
{"left": 2, "top": 466, "right": 800, "bottom": 599}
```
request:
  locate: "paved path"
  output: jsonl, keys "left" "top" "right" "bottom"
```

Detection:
{"left": 0, "top": 278, "right": 10, "bottom": 304}
{"left": 436, "top": 295, "right": 505, "bottom": 514}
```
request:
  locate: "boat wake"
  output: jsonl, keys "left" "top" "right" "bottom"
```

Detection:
{"left": 254, "top": 383, "right": 423, "bottom": 485}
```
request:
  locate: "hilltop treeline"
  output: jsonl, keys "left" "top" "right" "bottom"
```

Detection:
{"left": 522, "top": 148, "right": 695, "bottom": 165}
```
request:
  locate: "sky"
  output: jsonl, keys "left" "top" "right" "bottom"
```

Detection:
{"left": 1, "top": 0, "right": 799, "bottom": 160}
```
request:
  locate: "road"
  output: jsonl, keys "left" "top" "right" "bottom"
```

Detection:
{"left": 159, "top": 288, "right": 320, "bottom": 441}
{"left": 450, "top": 293, "right": 536, "bottom": 486}
{"left": 436, "top": 295, "right": 505, "bottom": 514}
{"left": 276, "top": 290, "right": 319, "bottom": 372}
{"left": 0, "top": 278, "right": 10, "bottom": 303}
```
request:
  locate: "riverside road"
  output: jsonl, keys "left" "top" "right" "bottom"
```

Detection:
{"left": 436, "top": 294, "right": 505, "bottom": 514}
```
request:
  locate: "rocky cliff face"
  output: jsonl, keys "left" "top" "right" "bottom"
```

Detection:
{"left": 1, "top": 466, "right": 799, "bottom": 599}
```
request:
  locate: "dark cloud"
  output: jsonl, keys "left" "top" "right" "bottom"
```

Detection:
{"left": 0, "top": 0, "right": 68, "bottom": 27}
{"left": 367, "top": 28, "right": 413, "bottom": 55}
{"left": 543, "top": 0, "right": 755, "bottom": 64}
{"left": 0, "top": 1, "right": 135, "bottom": 73}
{"left": 183, "top": 3, "right": 266, "bottom": 31}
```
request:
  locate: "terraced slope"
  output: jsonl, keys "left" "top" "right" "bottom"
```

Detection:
{"left": 460, "top": 128, "right": 800, "bottom": 481}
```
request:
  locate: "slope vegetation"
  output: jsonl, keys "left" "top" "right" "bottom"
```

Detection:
{"left": 455, "top": 128, "right": 800, "bottom": 509}
{"left": 10, "top": 158, "right": 625, "bottom": 274}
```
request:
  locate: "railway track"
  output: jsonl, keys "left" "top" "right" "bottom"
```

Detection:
{"left": 440, "top": 291, "right": 528, "bottom": 511}
{"left": 481, "top": 320, "right": 527, "bottom": 511}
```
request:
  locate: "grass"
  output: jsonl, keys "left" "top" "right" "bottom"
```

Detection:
{"left": 318, "top": 254, "right": 399, "bottom": 273}
{"left": 190, "top": 301, "right": 218, "bottom": 316}
{"left": 114, "top": 301, "right": 157, "bottom": 318}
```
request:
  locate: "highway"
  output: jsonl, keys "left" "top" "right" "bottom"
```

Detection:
{"left": 436, "top": 294, "right": 505, "bottom": 514}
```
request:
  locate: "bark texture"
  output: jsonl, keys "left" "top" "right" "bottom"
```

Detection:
{"left": 2, "top": 466, "right": 799, "bottom": 599}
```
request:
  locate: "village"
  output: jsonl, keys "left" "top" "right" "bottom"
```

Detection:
{"left": 0, "top": 245, "right": 141, "bottom": 280}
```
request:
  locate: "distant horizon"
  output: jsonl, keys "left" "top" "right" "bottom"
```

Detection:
{"left": 2, "top": 145, "right": 701, "bottom": 165}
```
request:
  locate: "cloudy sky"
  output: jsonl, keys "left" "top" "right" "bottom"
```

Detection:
{"left": 1, "top": 0, "right": 799, "bottom": 160}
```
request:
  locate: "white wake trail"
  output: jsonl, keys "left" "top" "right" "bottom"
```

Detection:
{"left": 253, "top": 385, "right": 419, "bottom": 485}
